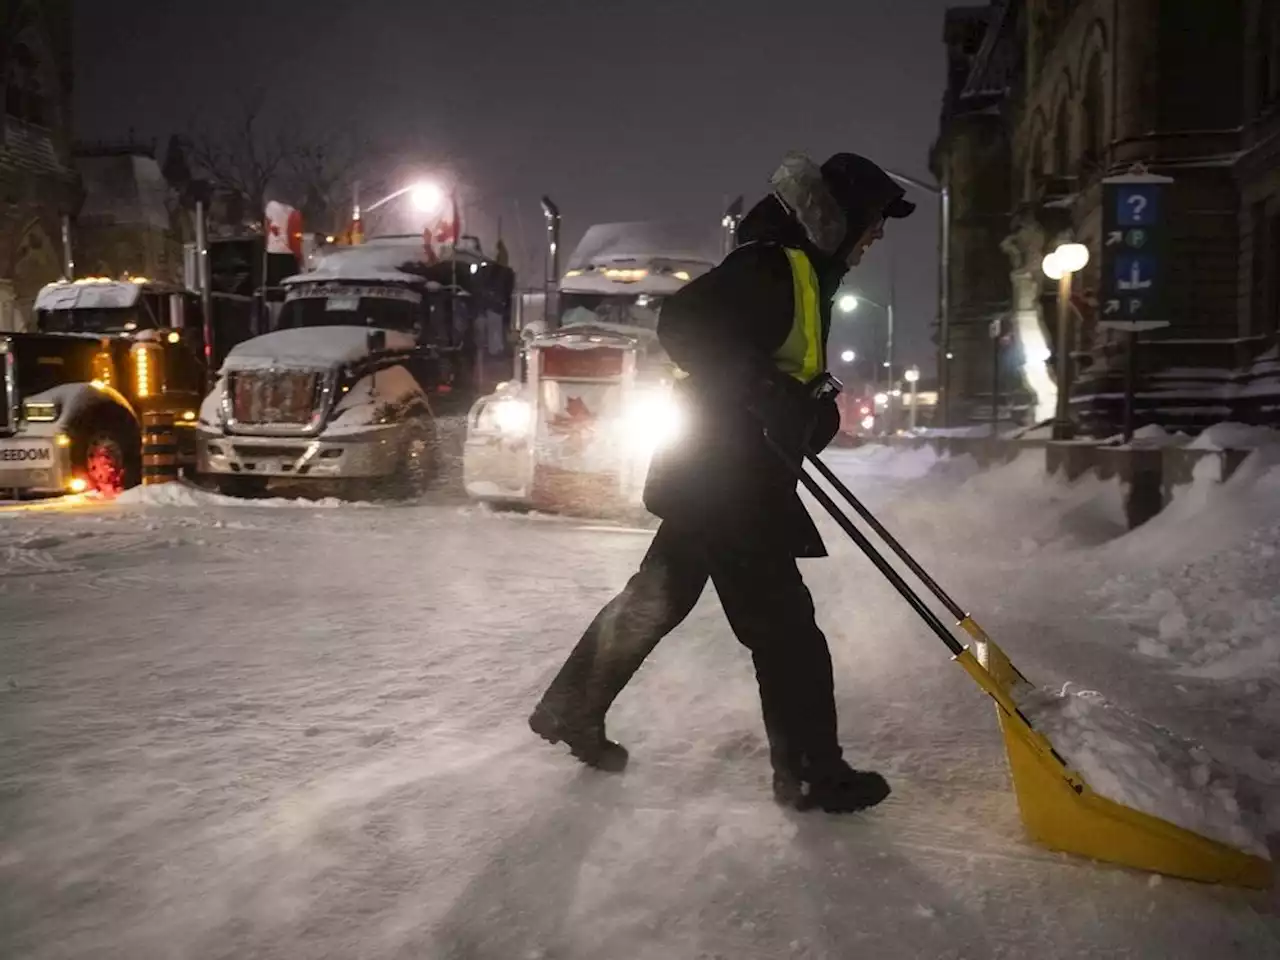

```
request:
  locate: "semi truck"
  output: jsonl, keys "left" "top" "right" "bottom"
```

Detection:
{"left": 196, "top": 234, "right": 515, "bottom": 497}
{"left": 0, "top": 275, "right": 254, "bottom": 497}
{"left": 461, "top": 220, "right": 722, "bottom": 516}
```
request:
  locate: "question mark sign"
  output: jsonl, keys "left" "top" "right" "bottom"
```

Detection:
{"left": 1127, "top": 193, "right": 1148, "bottom": 223}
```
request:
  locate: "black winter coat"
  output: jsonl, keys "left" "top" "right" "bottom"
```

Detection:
{"left": 643, "top": 197, "right": 849, "bottom": 558}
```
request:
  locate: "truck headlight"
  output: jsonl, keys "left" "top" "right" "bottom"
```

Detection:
{"left": 491, "top": 398, "right": 532, "bottom": 435}
{"left": 22, "top": 400, "right": 60, "bottom": 422}
{"left": 625, "top": 389, "right": 684, "bottom": 452}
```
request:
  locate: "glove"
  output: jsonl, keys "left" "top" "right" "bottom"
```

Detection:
{"left": 748, "top": 372, "right": 824, "bottom": 454}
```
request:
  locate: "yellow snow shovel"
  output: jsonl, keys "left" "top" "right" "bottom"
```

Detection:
{"left": 787, "top": 445, "right": 1272, "bottom": 889}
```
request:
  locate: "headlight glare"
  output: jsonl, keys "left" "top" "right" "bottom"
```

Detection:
{"left": 492, "top": 398, "right": 532, "bottom": 435}
{"left": 625, "top": 389, "right": 684, "bottom": 452}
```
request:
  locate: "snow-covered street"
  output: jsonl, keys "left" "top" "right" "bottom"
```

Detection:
{"left": 2, "top": 447, "right": 1279, "bottom": 958}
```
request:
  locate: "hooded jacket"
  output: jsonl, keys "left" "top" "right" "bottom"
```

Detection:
{"left": 643, "top": 156, "right": 910, "bottom": 557}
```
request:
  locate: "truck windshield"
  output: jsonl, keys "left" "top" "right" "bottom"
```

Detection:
{"left": 277, "top": 294, "right": 420, "bottom": 333}
{"left": 559, "top": 293, "right": 664, "bottom": 331}
{"left": 36, "top": 308, "right": 144, "bottom": 335}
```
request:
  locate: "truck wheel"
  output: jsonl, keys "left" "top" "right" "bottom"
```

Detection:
{"left": 71, "top": 418, "right": 141, "bottom": 495}
{"left": 217, "top": 476, "right": 269, "bottom": 499}
{"left": 386, "top": 421, "right": 438, "bottom": 499}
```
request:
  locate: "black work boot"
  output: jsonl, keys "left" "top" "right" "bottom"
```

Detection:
{"left": 772, "top": 758, "right": 890, "bottom": 813}
{"left": 529, "top": 701, "right": 629, "bottom": 773}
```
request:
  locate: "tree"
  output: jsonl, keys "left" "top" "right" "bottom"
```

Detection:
{"left": 281, "top": 137, "right": 363, "bottom": 236}
{"left": 186, "top": 89, "right": 292, "bottom": 227}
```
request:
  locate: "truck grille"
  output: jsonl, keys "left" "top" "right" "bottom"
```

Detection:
{"left": 229, "top": 370, "right": 321, "bottom": 427}
{"left": 1, "top": 342, "right": 15, "bottom": 436}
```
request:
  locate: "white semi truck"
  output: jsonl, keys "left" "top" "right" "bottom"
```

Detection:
{"left": 462, "top": 220, "right": 722, "bottom": 517}
{"left": 196, "top": 234, "right": 515, "bottom": 497}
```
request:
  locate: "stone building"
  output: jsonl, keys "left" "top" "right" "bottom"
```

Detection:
{"left": 0, "top": 0, "right": 76, "bottom": 331}
{"left": 934, "top": 0, "right": 1280, "bottom": 434}
{"left": 72, "top": 142, "right": 183, "bottom": 283}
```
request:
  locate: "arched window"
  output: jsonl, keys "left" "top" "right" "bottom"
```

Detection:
{"left": 1082, "top": 55, "right": 1105, "bottom": 167}
{"left": 1053, "top": 105, "right": 1071, "bottom": 176}
{"left": 4, "top": 40, "right": 49, "bottom": 126}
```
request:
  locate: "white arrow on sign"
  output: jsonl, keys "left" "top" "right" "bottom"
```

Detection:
{"left": 1106, "top": 230, "right": 1124, "bottom": 246}
{"left": 1104, "top": 299, "right": 1122, "bottom": 315}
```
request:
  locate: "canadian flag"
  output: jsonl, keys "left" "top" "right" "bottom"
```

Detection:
{"left": 265, "top": 201, "right": 304, "bottom": 259}
{"left": 432, "top": 193, "right": 460, "bottom": 247}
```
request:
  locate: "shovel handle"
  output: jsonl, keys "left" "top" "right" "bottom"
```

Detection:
{"left": 803, "top": 451, "right": 969, "bottom": 624}
{"left": 762, "top": 435, "right": 966, "bottom": 657}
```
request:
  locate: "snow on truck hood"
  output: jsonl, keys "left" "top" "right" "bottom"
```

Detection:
{"left": 220, "top": 326, "right": 417, "bottom": 373}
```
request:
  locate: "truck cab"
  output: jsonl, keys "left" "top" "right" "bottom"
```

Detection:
{"left": 0, "top": 277, "right": 252, "bottom": 496}
{"left": 462, "top": 221, "right": 720, "bottom": 516}
{"left": 196, "top": 234, "right": 514, "bottom": 497}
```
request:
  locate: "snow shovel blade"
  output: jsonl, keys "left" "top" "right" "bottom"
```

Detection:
{"left": 954, "top": 636, "right": 1273, "bottom": 889}
{"left": 787, "top": 445, "right": 1272, "bottom": 887}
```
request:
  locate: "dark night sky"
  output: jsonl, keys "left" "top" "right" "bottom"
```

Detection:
{"left": 74, "top": 0, "right": 956, "bottom": 376}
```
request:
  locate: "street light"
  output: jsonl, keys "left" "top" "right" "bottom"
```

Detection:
{"left": 838, "top": 291, "right": 893, "bottom": 386}
{"left": 410, "top": 182, "right": 444, "bottom": 214}
{"left": 904, "top": 365, "right": 920, "bottom": 431}
{"left": 885, "top": 169, "right": 950, "bottom": 426}
{"left": 364, "top": 180, "right": 444, "bottom": 215}
{"left": 840, "top": 348, "right": 856, "bottom": 364}
{"left": 1042, "top": 242, "right": 1091, "bottom": 440}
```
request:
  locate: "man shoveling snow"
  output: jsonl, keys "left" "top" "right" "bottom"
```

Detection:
{"left": 529, "top": 151, "right": 915, "bottom": 813}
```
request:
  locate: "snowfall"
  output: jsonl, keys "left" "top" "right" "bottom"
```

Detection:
{"left": 3, "top": 431, "right": 1280, "bottom": 958}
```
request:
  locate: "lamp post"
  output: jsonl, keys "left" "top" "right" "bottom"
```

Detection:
{"left": 904, "top": 365, "right": 920, "bottom": 431}
{"left": 1041, "top": 242, "right": 1090, "bottom": 441}
{"left": 837, "top": 290, "right": 894, "bottom": 396}
{"left": 885, "top": 170, "right": 949, "bottom": 426}
{"left": 350, "top": 181, "right": 445, "bottom": 243}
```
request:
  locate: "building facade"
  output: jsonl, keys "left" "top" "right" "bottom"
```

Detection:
{"left": 0, "top": 0, "right": 76, "bottom": 331}
{"left": 73, "top": 142, "right": 184, "bottom": 283}
{"left": 935, "top": 0, "right": 1280, "bottom": 434}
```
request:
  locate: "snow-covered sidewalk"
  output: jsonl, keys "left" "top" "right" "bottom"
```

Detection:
{"left": 1, "top": 449, "right": 1277, "bottom": 958}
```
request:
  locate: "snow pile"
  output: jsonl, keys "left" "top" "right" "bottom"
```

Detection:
{"left": 1188, "top": 422, "right": 1280, "bottom": 451}
{"left": 820, "top": 443, "right": 941, "bottom": 482}
{"left": 875, "top": 448, "right": 1126, "bottom": 553}
{"left": 1017, "top": 684, "right": 1270, "bottom": 858}
{"left": 115, "top": 483, "right": 373, "bottom": 509}
{"left": 1096, "top": 457, "right": 1280, "bottom": 679}
{"left": 1101, "top": 424, "right": 1191, "bottom": 449}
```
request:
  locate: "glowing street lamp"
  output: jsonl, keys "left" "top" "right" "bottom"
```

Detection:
{"left": 410, "top": 182, "right": 444, "bottom": 214}
{"left": 904, "top": 365, "right": 921, "bottom": 430}
{"left": 840, "top": 348, "right": 856, "bottom": 364}
{"left": 1042, "top": 242, "right": 1091, "bottom": 439}
{"left": 837, "top": 293, "right": 859, "bottom": 314}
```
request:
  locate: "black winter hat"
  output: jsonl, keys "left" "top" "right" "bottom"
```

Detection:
{"left": 820, "top": 153, "right": 916, "bottom": 223}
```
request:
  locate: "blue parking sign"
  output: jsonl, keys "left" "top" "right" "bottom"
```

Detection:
{"left": 1116, "top": 185, "right": 1161, "bottom": 227}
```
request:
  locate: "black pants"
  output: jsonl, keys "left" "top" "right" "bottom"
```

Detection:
{"left": 538, "top": 520, "right": 841, "bottom": 774}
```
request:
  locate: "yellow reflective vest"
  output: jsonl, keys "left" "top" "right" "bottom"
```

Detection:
{"left": 772, "top": 247, "right": 824, "bottom": 384}
{"left": 667, "top": 246, "right": 824, "bottom": 383}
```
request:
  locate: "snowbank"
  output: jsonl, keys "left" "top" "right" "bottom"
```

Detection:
{"left": 1188, "top": 422, "right": 1280, "bottom": 451}
{"left": 1018, "top": 684, "right": 1269, "bottom": 858}
{"left": 859, "top": 448, "right": 1126, "bottom": 553}
{"left": 115, "top": 482, "right": 374, "bottom": 509}
{"left": 1095, "top": 452, "right": 1280, "bottom": 679}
